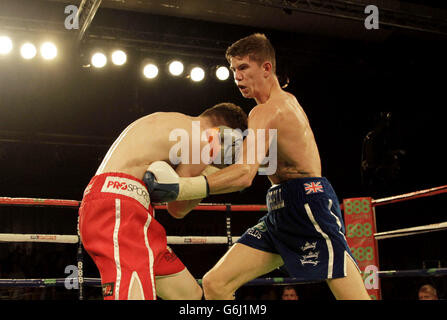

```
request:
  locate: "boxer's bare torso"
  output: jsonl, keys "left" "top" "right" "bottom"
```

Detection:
{"left": 96, "top": 112, "right": 211, "bottom": 179}
{"left": 261, "top": 89, "right": 322, "bottom": 184}
{"left": 228, "top": 54, "right": 321, "bottom": 186}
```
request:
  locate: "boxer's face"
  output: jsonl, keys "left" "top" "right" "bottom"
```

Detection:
{"left": 230, "top": 55, "right": 264, "bottom": 99}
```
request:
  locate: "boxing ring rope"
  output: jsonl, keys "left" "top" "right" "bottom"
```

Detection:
{"left": 2, "top": 267, "right": 447, "bottom": 288}
{"left": 0, "top": 234, "right": 240, "bottom": 245}
{"left": 370, "top": 185, "right": 447, "bottom": 207}
{"left": 0, "top": 197, "right": 80, "bottom": 207}
{"left": 374, "top": 221, "right": 447, "bottom": 240}
{"left": 1, "top": 184, "right": 445, "bottom": 241}
{"left": 0, "top": 184, "right": 446, "bottom": 299}
{"left": 1, "top": 183, "right": 444, "bottom": 209}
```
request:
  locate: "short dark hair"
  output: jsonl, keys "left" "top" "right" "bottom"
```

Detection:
{"left": 200, "top": 102, "right": 248, "bottom": 132}
{"left": 225, "top": 33, "right": 276, "bottom": 73}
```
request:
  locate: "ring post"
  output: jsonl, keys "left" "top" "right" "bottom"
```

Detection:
{"left": 76, "top": 217, "right": 84, "bottom": 300}
{"left": 343, "top": 197, "right": 381, "bottom": 300}
{"left": 225, "top": 204, "right": 233, "bottom": 250}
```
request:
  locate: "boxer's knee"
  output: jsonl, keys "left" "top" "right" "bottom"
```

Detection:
{"left": 202, "top": 270, "right": 234, "bottom": 300}
{"left": 202, "top": 271, "right": 219, "bottom": 299}
{"left": 191, "top": 282, "right": 204, "bottom": 300}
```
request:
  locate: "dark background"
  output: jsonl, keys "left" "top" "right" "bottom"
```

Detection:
{"left": 0, "top": 0, "right": 446, "bottom": 300}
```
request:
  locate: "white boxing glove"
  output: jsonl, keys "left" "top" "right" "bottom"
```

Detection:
{"left": 143, "top": 161, "right": 209, "bottom": 203}
{"left": 209, "top": 126, "right": 244, "bottom": 168}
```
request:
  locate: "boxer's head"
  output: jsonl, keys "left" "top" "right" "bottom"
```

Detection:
{"left": 225, "top": 33, "right": 276, "bottom": 75}
{"left": 226, "top": 34, "right": 276, "bottom": 99}
{"left": 200, "top": 102, "right": 247, "bottom": 133}
{"left": 200, "top": 103, "right": 247, "bottom": 166}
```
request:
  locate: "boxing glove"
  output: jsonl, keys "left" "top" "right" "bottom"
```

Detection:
{"left": 210, "top": 126, "right": 244, "bottom": 168}
{"left": 143, "top": 161, "right": 209, "bottom": 203}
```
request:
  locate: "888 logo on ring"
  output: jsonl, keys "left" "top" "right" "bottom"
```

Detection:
{"left": 346, "top": 223, "right": 373, "bottom": 238}
{"left": 344, "top": 199, "right": 371, "bottom": 215}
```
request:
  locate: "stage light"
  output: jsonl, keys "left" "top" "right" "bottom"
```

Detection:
{"left": 91, "top": 52, "right": 107, "bottom": 68}
{"left": 190, "top": 66, "right": 205, "bottom": 82}
{"left": 0, "top": 36, "right": 13, "bottom": 55}
{"left": 40, "top": 42, "right": 57, "bottom": 60}
{"left": 20, "top": 43, "right": 37, "bottom": 60}
{"left": 215, "top": 66, "right": 230, "bottom": 80}
{"left": 111, "top": 50, "right": 127, "bottom": 66}
{"left": 168, "top": 60, "right": 184, "bottom": 76}
{"left": 143, "top": 63, "right": 159, "bottom": 79}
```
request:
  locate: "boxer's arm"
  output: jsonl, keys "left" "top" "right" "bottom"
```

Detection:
{"left": 166, "top": 163, "right": 210, "bottom": 219}
{"left": 206, "top": 105, "right": 276, "bottom": 195}
{"left": 145, "top": 108, "right": 273, "bottom": 202}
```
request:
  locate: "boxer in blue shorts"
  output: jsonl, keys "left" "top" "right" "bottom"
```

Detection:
{"left": 238, "top": 177, "right": 358, "bottom": 281}
{"left": 146, "top": 34, "right": 370, "bottom": 299}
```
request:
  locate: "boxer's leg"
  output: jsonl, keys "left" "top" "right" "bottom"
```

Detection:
{"left": 128, "top": 272, "right": 145, "bottom": 299}
{"left": 326, "top": 253, "right": 371, "bottom": 300}
{"left": 154, "top": 245, "right": 202, "bottom": 300}
{"left": 202, "top": 243, "right": 283, "bottom": 300}
{"left": 156, "top": 269, "right": 202, "bottom": 300}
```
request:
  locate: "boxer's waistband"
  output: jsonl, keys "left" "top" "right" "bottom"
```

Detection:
{"left": 82, "top": 172, "right": 150, "bottom": 210}
{"left": 267, "top": 177, "right": 336, "bottom": 211}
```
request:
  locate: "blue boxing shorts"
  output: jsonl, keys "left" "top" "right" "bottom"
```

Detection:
{"left": 237, "top": 177, "right": 359, "bottom": 281}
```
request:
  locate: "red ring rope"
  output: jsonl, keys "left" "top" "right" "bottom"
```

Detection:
{"left": 371, "top": 185, "right": 446, "bottom": 207}
{"left": 0, "top": 184, "right": 445, "bottom": 210}
{"left": 0, "top": 197, "right": 80, "bottom": 207}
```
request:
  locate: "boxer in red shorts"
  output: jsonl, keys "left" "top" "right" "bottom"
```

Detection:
{"left": 78, "top": 103, "right": 247, "bottom": 300}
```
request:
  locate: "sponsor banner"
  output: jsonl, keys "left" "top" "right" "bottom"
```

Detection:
{"left": 343, "top": 197, "right": 381, "bottom": 300}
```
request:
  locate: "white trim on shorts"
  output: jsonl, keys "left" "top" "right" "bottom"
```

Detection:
{"left": 143, "top": 212, "right": 156, "bottom": 299}
{"left": 113, "top": 199, "right": 122, "bottom": 300}
{"left": 328, "top": 199, "right": 349, "bottom": 241}
{"left": 304, "top": 202, "right": 334, "bottom": 279}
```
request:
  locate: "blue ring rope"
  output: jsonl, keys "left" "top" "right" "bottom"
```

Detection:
{"left": 1, "top": 268, "right": 446, "bottom": 288}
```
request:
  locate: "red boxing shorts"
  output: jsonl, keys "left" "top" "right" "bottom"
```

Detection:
{"left": 78, "top": 172, "right": 185, "bottom": 300}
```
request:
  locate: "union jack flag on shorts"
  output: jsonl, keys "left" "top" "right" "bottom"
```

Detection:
{"left": 304, "top": 181, "right": 324, "bottom": 194}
